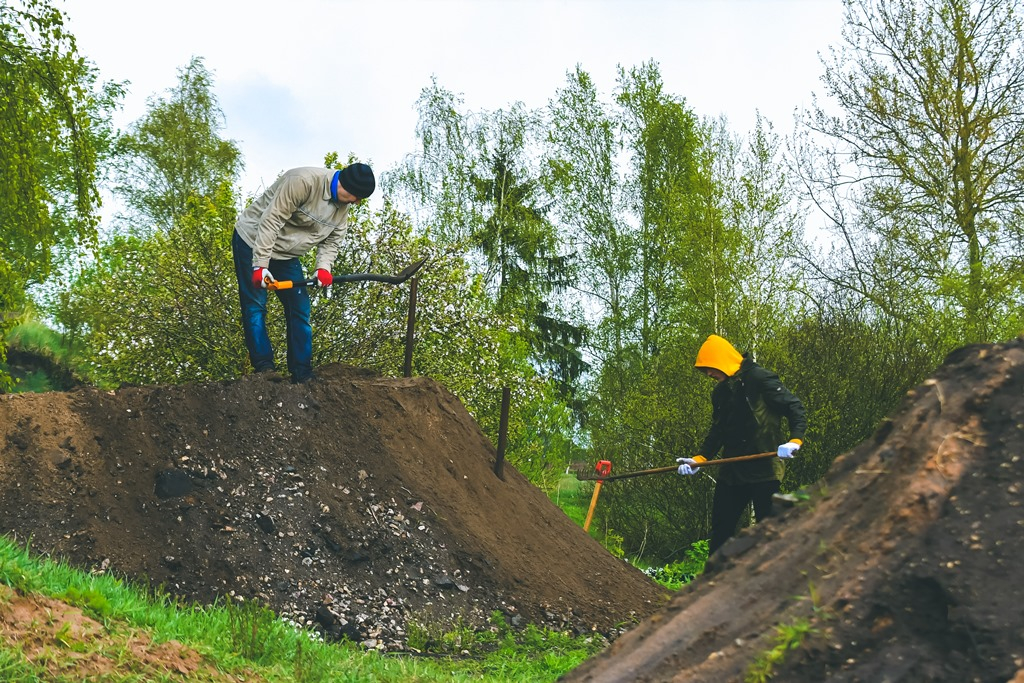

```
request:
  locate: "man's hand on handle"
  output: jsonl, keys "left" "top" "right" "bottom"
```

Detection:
{"left": 313, "top": 269, "right": 333, "bottom": 288}
{"left": 252, "top": 267, "right": 275, "bottom": 289}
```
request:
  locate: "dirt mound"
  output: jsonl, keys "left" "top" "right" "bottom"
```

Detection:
{"left": 0, "top": 364, "right": 667, "bottom": 650}
{"left": 565, "top": 338, "right": 1024, "bottom": 683}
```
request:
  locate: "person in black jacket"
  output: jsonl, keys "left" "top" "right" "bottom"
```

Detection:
{"left": 677, "top": 334, "right": 807, "bottom": 555}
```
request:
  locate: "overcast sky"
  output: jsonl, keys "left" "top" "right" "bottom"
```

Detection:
{"left": 62, "top": 0, "right": 847, "bottom": 207}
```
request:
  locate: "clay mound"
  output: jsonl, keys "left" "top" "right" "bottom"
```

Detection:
{"left": 0, "top": 364, "right": 667, "bottom": 650}
{"left": 565, "top": 339, "right": 1024, "bottom": 683}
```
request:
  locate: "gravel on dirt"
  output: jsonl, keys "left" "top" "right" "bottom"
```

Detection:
{"left": 0, "top": 364, "right": 668, "bottom": 652}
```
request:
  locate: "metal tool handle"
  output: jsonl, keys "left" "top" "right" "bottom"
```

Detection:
{"left": 266, "top": 278, "right": 312, "bottom": 291}
{"left": 266, "top": 257, "right": 426, "bottom": 291}
{"left": 575, "top": 451, "right": 778, "bottom": 482}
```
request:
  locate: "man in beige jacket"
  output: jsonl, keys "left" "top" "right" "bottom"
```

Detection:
{"left": 232, "top": 163, "right": 375, "bottom": 383}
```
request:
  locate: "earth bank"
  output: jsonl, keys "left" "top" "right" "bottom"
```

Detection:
{"left": 564, "top": 339, "right": 1024, "bottom": 683}
{"left": 0, "top": 363, "right": 667, "bottom": 651}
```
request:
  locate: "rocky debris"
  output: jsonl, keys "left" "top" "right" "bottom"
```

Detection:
{"left": 154, "top": 468, "right": 193, "bottom": 498}
{"left": 0, "top": 363, "right": 667, "bottom": 652}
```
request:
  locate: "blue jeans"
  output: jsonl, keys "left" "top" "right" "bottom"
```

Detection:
{"left": 232, "top": 230, "right": 313, "bottom": 381}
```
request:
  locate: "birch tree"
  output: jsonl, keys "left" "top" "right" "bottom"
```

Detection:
{"left": 798, "top": 0, "right": 1024, "bottom": 343}
{"left": 0, "top": 0, "right": 120, "bottom": 387}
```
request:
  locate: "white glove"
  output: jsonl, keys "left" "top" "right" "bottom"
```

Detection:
{"left": 777, "top": 441, "right": 801, "bottom": 459}
{"left": 676, "top": 457, "right": 702, "bottom": 476}
{"left": 252, "top": 267, "right": 276, "bottom": 289}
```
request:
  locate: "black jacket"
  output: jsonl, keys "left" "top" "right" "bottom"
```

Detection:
{"left": 699, "top": 354, "right": 807, "bottom": 484}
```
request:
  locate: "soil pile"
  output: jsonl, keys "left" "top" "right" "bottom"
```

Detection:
{"left": 0, "top": 364, "right": 668, "bottom": 651}
{"left": 565, "top": 339, "right": 1024, "bottom": 683}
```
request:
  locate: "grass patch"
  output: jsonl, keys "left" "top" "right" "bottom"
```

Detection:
{"left": 639, "top": 540, "right": 708, "bottom": 591}
{"left": 548, "top": 474, "right": 627, "bottom": 556}
{"left": 548, "top": 472, "right": 709, "bottom": 589}
{"left": 5, "top": 320, "right": 76, "bottom": 365}
{"left": 0, "top": 368, "right": 53, "bottom": 392}
{"left": 745, "top": 617, "right": 816, "bottom": 683}
{"left": 551, "top": 472, "right": 588, "bottom": 526}
{"left": 406, "top": 610, "right": 605, "bottom": 681}
{"left": 0, "top": 535, "right": 603, "bottom": 681}
{"left": 3, "top": 319, "right": 91, "bottom": 392}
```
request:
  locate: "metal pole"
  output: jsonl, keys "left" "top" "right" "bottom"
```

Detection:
{"left": 403, "top": 277, "right": 418, "bottom": 378}
{"left": 494, "top": 386, "right": 510, "bottom": 479}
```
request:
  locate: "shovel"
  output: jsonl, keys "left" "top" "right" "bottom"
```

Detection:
{"left": 266, "top": 258, "right": 426, "bottom": 290}
{"left": 574, "top": 451, "right": 778, "bottom": 482}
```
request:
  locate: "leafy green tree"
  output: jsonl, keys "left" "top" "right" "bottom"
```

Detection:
{"left": 56, "top": 184, "right": 246, "bottom": 385}
{"left": 797, "top": 0, "right": 1024, "bottom": 344}
{"left": 721, "top": 114, "right": 805, "bottom": 352}
{"left": 469, "top": 128, "right": 588, "bottom": 400}
{"left": 615, "top": 61, "right": 703, "bottom": 357}
{"left": 391, "top": 83, "right": 585, "bottom": 397}
{"left": 112, "top": 56, "right": 242, "bottom": 234}
{"left": 386, "top": 77, "right": 478, "bottom": 246}
{"left": 468, "top": 108, "right": 549, "bottom": 305}
{"left": 0, "top": 0, "right": 121, "bottom": 388}
{"left": 388, "top": 80, "right": 584, "bottom": 476}
{"left": 546, "top": 66, "right": 633, "bottom": 368}
{"left": 548, "top": 63, "right": 724, "bottom": 559}
{"left": 550, "top": 64, "right": 808, "bottom": 560}
{"left": 52, "top": 58, "right": 245, "bottom": 384}
{"left": 769, "top": 295, "right": 939, "bottom": 488}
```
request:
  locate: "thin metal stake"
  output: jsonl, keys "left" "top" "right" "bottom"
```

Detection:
{"left": 403, "top": 277, "right": 418, "bottom": 378}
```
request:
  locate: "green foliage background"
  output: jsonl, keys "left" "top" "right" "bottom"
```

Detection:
{"left": 3, "top": 0, "right": 1023, "bottom": 567}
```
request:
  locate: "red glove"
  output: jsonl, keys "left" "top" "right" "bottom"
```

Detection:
{"left": 252, "top": 267, "right": 275, "bottom": 289}
{"left": 314, "top": 268, "right": 333, "bottom": 287}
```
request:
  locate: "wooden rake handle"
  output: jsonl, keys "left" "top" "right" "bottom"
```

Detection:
{"left": 575, "top": 451, "right": 778, "bottom": 482}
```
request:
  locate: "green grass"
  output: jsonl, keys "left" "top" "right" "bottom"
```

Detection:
{"left": 637, "top": 540, "right": 708, "bottom": 591}
{"left": 0, "top": 368, "right": 53, "bottom": 392}
{"left": 3, "top": 319, "right": 92, "bottom": 393}
{"left": 548, "top": 473, "right": 625, "bottom": 555}
{"left": 6, "top": 320, "right": 70, "bottom": 360}
{"left": 0, "top": 535, "right": 604, "bottom": 682}
{"left": 407, "top": 611, "right": 606, "bottom": 680}
{"left": 549, "top": 473, "right": 709, "bottom": 591}
{"left": 551, "top": 472, "right": 588, "bottom": 526}
{"left": 744, "top": 617, "right": 816, "bottom": 683}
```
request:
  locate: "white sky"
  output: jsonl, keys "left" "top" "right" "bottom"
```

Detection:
{"left": 62, "top": 0, "right": 847, "bottom": 208}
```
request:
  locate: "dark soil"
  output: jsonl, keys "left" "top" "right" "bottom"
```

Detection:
{"left": 564, "top": 338, "right": 1024, "bottom": 683}
{"left": 5, "top": 339, "right": 1023, "bottom": 682}
{"left": 0, "top": 363, "right": 668, "bottom": 651}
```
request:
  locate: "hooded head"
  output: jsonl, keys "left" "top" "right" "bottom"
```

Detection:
{"left": 694, "top": 334, "right": 743, "bottom": 378}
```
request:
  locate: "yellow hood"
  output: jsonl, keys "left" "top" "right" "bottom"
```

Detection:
{"left": 694, "top": 334, "right": 743, "bottom": 377}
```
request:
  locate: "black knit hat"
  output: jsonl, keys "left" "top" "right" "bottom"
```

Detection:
{"left": 338, "top": 163, "right": 375, "bottom": 199}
